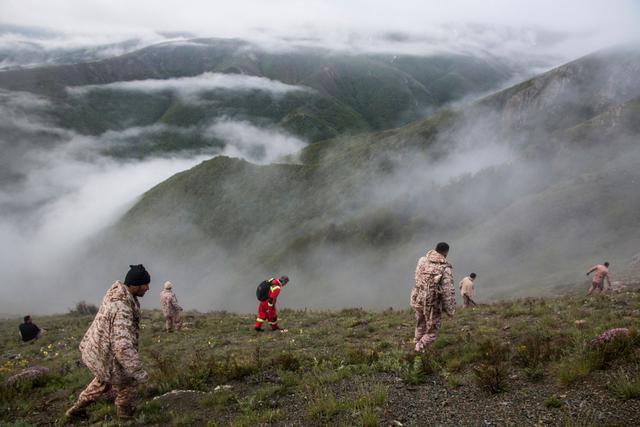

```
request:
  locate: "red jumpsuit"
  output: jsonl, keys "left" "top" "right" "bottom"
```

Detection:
{"left": 255, "top": 278, "right": 284, "bottom": 331}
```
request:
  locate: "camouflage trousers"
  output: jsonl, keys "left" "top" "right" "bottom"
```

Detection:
{"left": 413, "top": 308, "right": 441, "bottom": 353}
{"left": 164, "top": 312, "right": 182, "bottom": 332}
{"left": 71, "top": 377, "right": 136, "bottom": 411}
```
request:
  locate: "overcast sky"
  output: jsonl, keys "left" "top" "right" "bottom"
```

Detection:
{"left": 2, "top": 0, "right": 639, "bottom": 61}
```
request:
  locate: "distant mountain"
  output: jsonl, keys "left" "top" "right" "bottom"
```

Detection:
{"left": 112, "top": 46, "right": 640, "bottom": 302}
{"left": 0, "top": 38, "right": 515, "bottom": 156}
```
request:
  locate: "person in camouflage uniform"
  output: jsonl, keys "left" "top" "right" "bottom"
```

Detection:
{"left": 410, "top": 242, "right": 456, "bottom": 353}
{"left": 65, "top": 265, "right": 151, "bottom": 420}
{"left": 160, "top": 281, "right": 182, "bottom": 332}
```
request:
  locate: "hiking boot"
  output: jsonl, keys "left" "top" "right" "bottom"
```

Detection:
{"left": 116, "top": 405, "right": 135, "bottom": 419}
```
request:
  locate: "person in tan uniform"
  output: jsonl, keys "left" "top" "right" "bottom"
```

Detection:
{"left": 587, "top": 262, "right": 611, "bottom": 295}
{"left": 65, "top": 264, "right": 151, "bottom": 420}
{"left": 160, "top": 281, "right": 182, "bottom": 332}
{"left": 410, "top": 242, "right": 456, "bottom": 353}
{"left": 459, "top": 273, "right": 476, "bottom": 308}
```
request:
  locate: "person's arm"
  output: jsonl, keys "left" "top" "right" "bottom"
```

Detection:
{"left": 112, "top": 302, "right": 148, "bottom": 382}
{"left": 605, "top": 273, "right": 612, "bottom": 289}
{"left": 268, "top": 283, "right": 282, "bottom": 307}
{"left": 171, "top": 294, "right": 182, "bottom": 311}
{"left": 586, "top": 266, "right": 597, "bottom": 276}
{"left": 442, "top": 266, "right": 456, "bottom": 317}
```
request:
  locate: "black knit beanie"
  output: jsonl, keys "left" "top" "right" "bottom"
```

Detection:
{"left": 124, "top": 264, "right": 151, "bottom": 286}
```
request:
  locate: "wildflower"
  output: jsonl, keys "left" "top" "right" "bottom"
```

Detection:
{"left": 590, "top": 328, "right": 630, "bottom": 346}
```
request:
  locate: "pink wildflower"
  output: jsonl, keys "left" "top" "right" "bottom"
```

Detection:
{"left": 590, "top": 328, "right": 630, "bottom": 347}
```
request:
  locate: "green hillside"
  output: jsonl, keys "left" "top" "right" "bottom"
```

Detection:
{"left": 113, "top": 46, "right": 640, "bottom": 301}
{"left": 0, "top": 38, "right": 514, "bottom": 157}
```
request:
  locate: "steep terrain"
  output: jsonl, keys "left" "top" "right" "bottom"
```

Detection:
{"left": 110, "top": 45, "right": 640, "bottom": 305}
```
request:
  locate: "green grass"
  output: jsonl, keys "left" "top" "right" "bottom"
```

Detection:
{"left": 608, "top": 367, "right": 640, "bottom": 400}
{"left": 1, "top": 291, "right": 640, "bottom": 425}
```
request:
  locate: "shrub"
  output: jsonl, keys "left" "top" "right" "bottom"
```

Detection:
{"left": 401, "top": 352, "right": 437, "bottom": 385}
{"left": 544, "top": 395, "right": 563, "bottom": 408}
{"left": 472, "top": 362, "right": 509, "bottom": 394}
{"left": 443, "top": 371, "right": 465, "bottom": 388}
{"left": 555, "top": 356, "right": 593, "bottom": 386}
{"left": 515, "top": 332, "right": 552, "bottom": 369}
{"left": 345, "top": 348, "right": 379, "bottom": 366}
{"left": 307, "top": 391, "right": 343, "bottom": 421}
{"left": 607, "top": 368, "right": 640, "bottom": 400}
{"left": 359, "top": 407, "right": 380, "bottom": 427}
{"left": 590, "top": 329, "right": 639, "bottom": 370}
{"left": 271, "top": 352, "right": 301, "bottom": 372}
{"left": 201, "top": 390, "right": 238, "bottom": 409}
{"left": 472, "top": 339, "right": 510, "bottom": 394}
{"left": 69, "top": 301, "right": 98, "bottom": 316}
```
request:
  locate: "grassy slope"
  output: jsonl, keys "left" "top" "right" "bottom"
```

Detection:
{"left": 1, "top": 286, "right": 640, "bottom": 426}
{"left": 114, "top": 46, "right": 640, "bottom": 300}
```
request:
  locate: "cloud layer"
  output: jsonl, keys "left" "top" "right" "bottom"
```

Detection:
{"left": 2, "top": 0, "right": 640, "bottom": 64}
{"left": 67, "top": 73, "right": 311, "bottom": 98}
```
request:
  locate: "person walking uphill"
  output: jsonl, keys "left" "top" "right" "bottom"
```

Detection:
{"left": 587, "top": 262, "right": 612, "bottom": 295}
{"left": 410, "top": 242, "right": 456, "bottom": 353}
{"left": 255, "top": 276, "right": 289, "bottom": 332}
{"left": 160, "top": 281, "right": 182, "bottom": 332}
{"left": 65, "top": 265, "right": 151, "bottom": 420}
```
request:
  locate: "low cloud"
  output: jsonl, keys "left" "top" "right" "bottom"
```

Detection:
{"left": 207, "top": 119, "right": 307, "bottom": 164}
{"left": 0, "top": 141, "right": 210, "bottom": 314}
{"left": 67, "top": 72, "right": 312, "bottom": 100}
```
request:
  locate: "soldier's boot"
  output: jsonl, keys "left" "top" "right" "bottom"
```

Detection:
{"left": 116, "top": 404, "right": 135, "bottom": 419}
{"left": 65, "top": 403, "right": 89, "bottom": 420}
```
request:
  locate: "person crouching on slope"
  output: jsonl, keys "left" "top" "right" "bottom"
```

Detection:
{"left": 255, "top": 276, "right": 289, "bottom": 332}
{"left": 66, "top": 264, "right": 150, "bottom": 420}
{"left": 587, "top": 262, "right": 612, "bottom": 295}
{"left": 410, "top": 242, "right": 456, "bottom": 353}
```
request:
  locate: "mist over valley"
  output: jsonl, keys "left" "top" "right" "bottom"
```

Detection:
{"left": 0, "top": 1, "right": 639, "bottom": 315}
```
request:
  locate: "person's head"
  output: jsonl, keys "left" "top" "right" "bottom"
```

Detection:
{"left": 435, "top": 242, "right": 450, "bottom": 257}
{"left": 604, "top": 262, "right": 610, "bottom": 267}
{"left": 470, "top": 273, "right": 477, "bottom": 279}
{"left": 163, "top": 281, "right": 173, "bottom": 290}
{"left": 279, "top": 275, "right": 290, "bottom": 286}
{"left": 124, "top": 264, "right": 151, "bottom": 297}
{"left": 23, "top": 315, "right": 31, "bottom": 323}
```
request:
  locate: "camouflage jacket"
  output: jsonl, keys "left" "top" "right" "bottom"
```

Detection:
{"left": 79, "top": 281, "right": 147, "bottom": 385}
{"left": 160, "top": 289, "right": 182, "bottom": 317}
{"left": 410, "top": 250, "right": 456, "bottom": 316}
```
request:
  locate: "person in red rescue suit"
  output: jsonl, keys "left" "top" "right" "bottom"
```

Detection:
{"left": 255, "top": 276, "right": 289, "bottom": 331}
